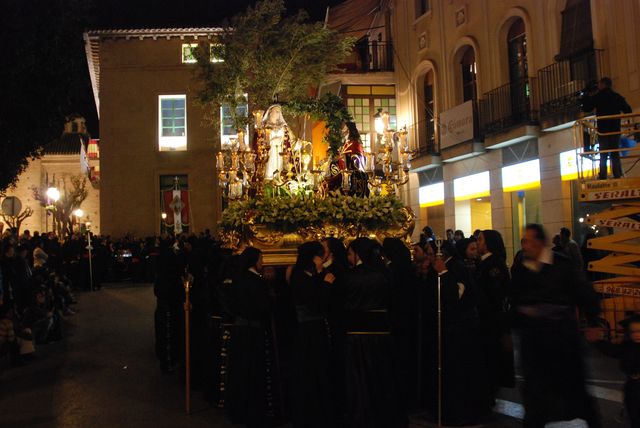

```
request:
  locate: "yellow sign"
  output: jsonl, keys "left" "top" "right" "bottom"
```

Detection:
{"left": 419, "top": 182, "right": 445, "bottom": 207}
{"left": 560, "top": 149, "right": 601, "bottom": 181}
{"left": 501, "top": 159, "right": 540, "bottom": 192}
{"left": 578, "top": 177, "right": 640, "bottom": 202}
{"left": 454, "top": 171, "right": 490, "bottom": 201}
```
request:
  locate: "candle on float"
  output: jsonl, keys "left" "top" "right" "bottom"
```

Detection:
{"left": 216, "top": 152, "right": 225, "bottom": 170}
{"left": 252, "top": 110, "right": 264, "bottom": 128}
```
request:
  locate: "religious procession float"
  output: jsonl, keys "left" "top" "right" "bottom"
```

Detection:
{"left": 217, "top": 101, "right": 416, "bottom": 264}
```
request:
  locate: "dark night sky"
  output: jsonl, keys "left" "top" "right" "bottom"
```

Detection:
{"left": 94, "top": 0, "right": 343, "bottom": 28}
{"left": 78, "top": 0, "right": 344, "bottom": 137}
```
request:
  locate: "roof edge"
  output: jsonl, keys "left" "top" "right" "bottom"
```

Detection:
{"left": 85, "top": 27, "right": 226, "bottom": 39}
{"left": 83, "top": 32, "right": 100, "bottom": 118}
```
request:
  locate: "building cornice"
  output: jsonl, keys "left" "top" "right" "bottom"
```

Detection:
{"left": 83, "top": 27, "right": 225, "bottom": 116}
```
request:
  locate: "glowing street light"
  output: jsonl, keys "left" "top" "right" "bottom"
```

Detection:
{"left": 161, "top": 212, "right": 167, "bottom": 220}
{"left": 73, "top": 208, "right": 84, "bottom": 218}
{"left": 46, "top": 187, "right": 60, "bottom": 202}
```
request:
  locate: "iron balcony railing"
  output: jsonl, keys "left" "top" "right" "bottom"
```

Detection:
{"left": 479, "top": 77, "right": 537, "bottom": 135}
{"left": 537, "top": 49, "right": 604, "bottom": 121}
{"left": 338, "top": 41, "right": 394, "bottom": 73}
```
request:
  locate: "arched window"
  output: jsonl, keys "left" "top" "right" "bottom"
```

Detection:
{"left": 507, "top": 18, "right": 528, "bottom": 84}
{"left": 460, "top": 47, "right": 477, "bottom": 102}
{"left": 424, "top": 70, "right": 436, "bottom": 153}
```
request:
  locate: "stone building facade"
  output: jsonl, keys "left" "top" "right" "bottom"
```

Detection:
{"left": 84, "top": 28, "right": 221, "bottom": 237}
{"left": 0, "top": 116, "right": 101, "bottom": 235}
{"left": 387, "top": 0, "right": 640, "bottom": 258}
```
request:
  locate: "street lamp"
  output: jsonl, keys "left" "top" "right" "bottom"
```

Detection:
{"left": 46, "top": 187, "right": 60, "bottom": 235}
{"left": 85, "top": 221, "right": 94, "bottom": 291}
{"left": 161, "top": 212, "right": 167, "bottom": 220}
{"left": 73, "top": 208, "right": 84, "bottom": 218}
{"left": 46, "top": 187, "right": 60, "bottom": 202}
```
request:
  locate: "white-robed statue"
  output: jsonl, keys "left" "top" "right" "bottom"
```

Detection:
{"left": 262, "top": 104, "right": 292, "bottom": 179}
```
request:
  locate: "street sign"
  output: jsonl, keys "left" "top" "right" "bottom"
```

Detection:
{"left": 1, "top": 196, "right": 22, "bottom": 217}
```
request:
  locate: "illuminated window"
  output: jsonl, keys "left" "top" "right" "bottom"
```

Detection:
{"left": 221, "top": 96, "right": 248, "bottom": 148}
{"left": 344, "top": 86, "right": 396, "bottom": 152}
{"left": 159, "top": 95, "right": 187, "bottom": 151}
{"left": 210, "top": 44, "right": 225, "bottom": 63}
{"left": 182, "top": 43, "right": 224, "bottom": 63}
{"left": 181, "top": 44, "right": 198, "bottom": 63}
{"left": 346, "top": 98, "right": 371, "bottom": 150}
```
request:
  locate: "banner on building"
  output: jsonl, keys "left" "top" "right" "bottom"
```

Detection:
{"left": 162, "top": 189, "right": 190, "bottom": 234}
{"left": 440, "top": 100, "right": 474, "bottom": 149}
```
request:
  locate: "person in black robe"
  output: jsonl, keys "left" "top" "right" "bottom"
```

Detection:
{"left": 290, "top": 241, "right": 336, "bottom": 428}
{"left": 511, "top": 224, "right": 601, "bottom": 428}
{"left": 321, "top": 237, "right": 350, "bottom": 427}
{"left": 382, "top": 238, "right": 419, "bottom": 414}
{"left": 343, "top": 237, "right": 403, "bottom": 428}
{"left": 476, "top": 230, "right": 515, "bottom": 401}
{"left": 422, "top": 240, "right": 490, "bottom": 425}
{"left": 153, "top": 238, "right": 185, "bottom": 373}
{"left": 226, "top": 247, "right": 272, "bottom": 428}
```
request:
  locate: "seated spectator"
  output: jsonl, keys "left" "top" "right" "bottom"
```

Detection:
{"left": 22, "top": 288, "right": 61, "bottom": 345}
{"left": 33, "top": 241, "right": 48, "bottom": 270}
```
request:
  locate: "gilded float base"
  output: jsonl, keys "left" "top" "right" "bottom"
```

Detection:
{"left": 219, "top": 208, "right": 415, "bottom": 266}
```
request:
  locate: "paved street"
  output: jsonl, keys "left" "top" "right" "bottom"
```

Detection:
{"left": 0, "top": 284, "right": 231, "bottom": 428}
{"left": 0, "top": 283, "right": 630, "bottom": 428}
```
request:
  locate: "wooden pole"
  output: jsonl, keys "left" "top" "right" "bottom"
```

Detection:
{"left": 435, "top": 237, "right": 443, "bottom": 428}
{"left": 183, "top": 272, "right": 193, "bottom": 415}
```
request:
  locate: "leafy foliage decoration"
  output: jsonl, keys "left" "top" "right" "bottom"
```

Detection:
{"left": 194, "top": 0, "right": 354, "bottom": 135}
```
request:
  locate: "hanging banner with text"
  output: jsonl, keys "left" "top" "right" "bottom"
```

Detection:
{"left": 440, "top": 100, "right": 474, "bottom": 150}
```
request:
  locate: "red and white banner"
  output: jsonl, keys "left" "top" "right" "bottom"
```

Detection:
{"left": 162, "top": 189, "right": 190, "bottom": 233}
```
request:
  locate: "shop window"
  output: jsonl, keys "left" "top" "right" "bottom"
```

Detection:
{"left": 453, "top": 171, "right": 491, "bottom": 237}
{"left": 419, "top": 180, "right": 445, "bottom": 237}
{"left": 511, "top": 188, "right": 542, "bottom": 252}
{"left": 159, "top": 95, "right": 187, "bottom": 151}
{"left": 460, "top": 47, "right": 477, "bottom": 102}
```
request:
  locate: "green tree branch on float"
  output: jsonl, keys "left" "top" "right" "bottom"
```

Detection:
{"left": 193, "top": 0, "right": 355, "bottom": 157}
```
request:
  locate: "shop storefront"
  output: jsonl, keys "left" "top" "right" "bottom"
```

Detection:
{"left": 502, "top": 158, "right": 542, "bottom": 250}
{"left": 560, "top": 148, "right": 610, "bottom": 242}
{"left": 453, "top": 171, "right": 492, "bottom": 236}
{"left": 418, "top": 181, "right": 445, "bottom": 236}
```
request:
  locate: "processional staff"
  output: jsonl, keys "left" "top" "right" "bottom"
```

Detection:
{"left": 435, "top": 236, "right": 444, "bottom": 428}
{"left": 183, "top": 270, "right": 194, "bottom": 415}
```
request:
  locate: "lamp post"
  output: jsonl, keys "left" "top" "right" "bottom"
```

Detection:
{"left": 73, "top": 208, "right": 84, "bottom": 234}
{"left": 85, "top": 221, "right": 94, "bottom": 291}
{"left": 46, "top": 187, "right": 60, "bottom": 234}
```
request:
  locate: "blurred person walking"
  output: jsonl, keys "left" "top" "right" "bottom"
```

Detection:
{"left": 476, "top": 230, "right": 515, "bottom": 403}
{"left": 511, "top": 224, "right": 601, "bottom": 428}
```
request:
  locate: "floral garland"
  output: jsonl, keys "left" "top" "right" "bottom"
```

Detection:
{"left": 220, "top": 192, "right": 408, "bottom": 234}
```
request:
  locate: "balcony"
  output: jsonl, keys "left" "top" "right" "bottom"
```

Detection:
{"left": 337, "top": 41, "right": 394, "bottom": 73}
{"left": 479, "top": 78, "right": 537, "bottom": 136}
{"left": 537, "top": 50, "right": 604, "bottom": 128}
